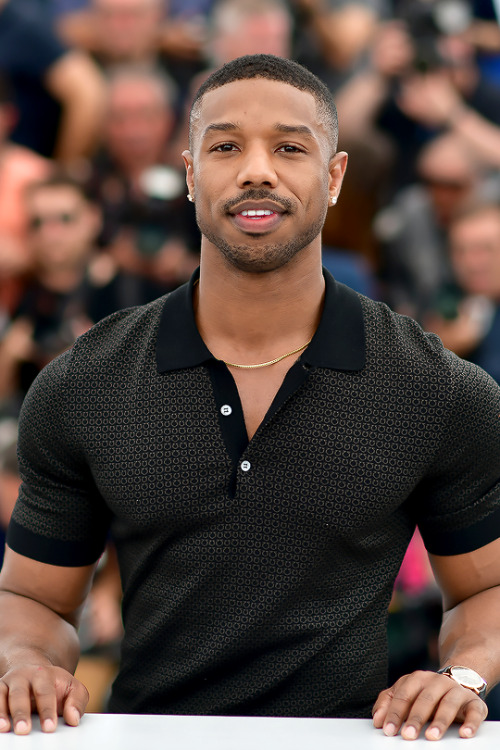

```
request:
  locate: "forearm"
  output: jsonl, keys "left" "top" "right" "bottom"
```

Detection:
{"left": 438, "top": 585, "right": 500, "bottom": 691}
{"left": 46, "top": 52, "right": 106, "bottom": 165}
{"left": 0, "top": 591, "right": 81, "bottom": 677}
{"left": 301, "top": 1, "right": 376, "bottom": 68}
{"left": 450, "top": 106, "right": 500, "bottom": 168}
{"left": 335, "top": 71, "right": 389, "bottom": 136}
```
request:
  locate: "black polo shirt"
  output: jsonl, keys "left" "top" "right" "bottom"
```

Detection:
{"left": 8, "top": 269, "right": 500, "bottom": 718}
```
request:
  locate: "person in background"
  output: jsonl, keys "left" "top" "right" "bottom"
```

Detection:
{"left": 335, "top": 18, "right": 500, "bottom": 197}
{"left": 426, "top": 200, "right": 500, "bottom": 385}
{"left": 0, "top": 175, "right": 132, "bottom": 415}
{"left": 0, "top": 0, "right": 105, "bottom": 164}
{"left": 0, "top": 75, "right": 52, "bottom": 329}
{"left": 374, "top": 132, "right": 493, "bottom": 320}
{"left": 289, "top": 0, "right": 386, "bottom": 92}
{"left": 87, "top": 66, "right": 199, "bottom": 303}
{"left": 207, "top": 0, "right": 293, "bottom": 66}
{"left": 56, "top": 0, "right": 208, "bottom": 112}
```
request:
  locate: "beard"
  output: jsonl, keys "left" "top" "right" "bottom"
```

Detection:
{"left": 195, "top": 189, "right": 327, "bottom": 273}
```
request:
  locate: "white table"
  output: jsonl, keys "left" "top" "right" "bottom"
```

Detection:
{"left": 1, "top": 715, "right": 499, "bottom": 749}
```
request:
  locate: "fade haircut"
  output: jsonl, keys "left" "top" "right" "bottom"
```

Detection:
{"left": 189, "top": 54, "right": 338, "bottom": 156}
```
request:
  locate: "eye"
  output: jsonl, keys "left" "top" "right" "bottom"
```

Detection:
{"left": 276, "top": 144, "right": 305, "bottom": 154}
{"left": 210, "top": 143, "right": 238, "bottom": 153}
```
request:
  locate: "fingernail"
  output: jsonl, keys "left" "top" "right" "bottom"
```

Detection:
{"left": 384, "top": 722, "right": 397, "bottom": 736}
{"left": 15, "top": 720, "right": 28, "bottom": 734}
{"left": 428, "top": 726, "right": 440, "bottom": 740}
{"left": 43, "top": 718, "right": 55, "bottom": 732}
{"left": 67, "top": 707, "right": 81, "bottom": 725}
{"left": 403, "top": 725, "right": 417, "bottom": 739}
{"left": 462, "top": 726, "right": 473, "bottom": 738}
{"left": 0, "top": 718, "right": 9, "bottom": 731}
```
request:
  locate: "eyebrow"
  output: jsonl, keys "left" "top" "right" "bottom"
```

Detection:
{"left": 202, "top": 122, "right": 316, "bottom": 140}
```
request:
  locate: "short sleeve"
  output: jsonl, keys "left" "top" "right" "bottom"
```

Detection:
{"left": 7, "top": 349, "right": 111, "bottom": 566}
{"left": 415, "top": 350, "right": 500, "bottom": 555}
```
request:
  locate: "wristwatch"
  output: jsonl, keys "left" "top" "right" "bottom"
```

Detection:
{"left": 437, "top": 665, "right": 487, "bottom": 700}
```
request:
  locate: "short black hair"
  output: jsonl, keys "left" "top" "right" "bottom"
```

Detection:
{"left": 24, "top": 172, "right": 94, "bottom": 203}
{"left": 189, "top": 54, "right": 338, "bottom": 155}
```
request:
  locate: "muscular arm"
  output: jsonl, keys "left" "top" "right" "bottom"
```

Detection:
{"left": 0, "top": 547, "right": 96, "bottom": 734}
{"left": 373, "top": 537, "right": 500, "bottom": 740}
{"left": 44, "top": 50, "right": 106, "bottom": 165}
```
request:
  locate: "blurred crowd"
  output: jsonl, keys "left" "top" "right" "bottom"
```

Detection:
{"left": 1, "top": 0, "right": 500, "bottom": 715}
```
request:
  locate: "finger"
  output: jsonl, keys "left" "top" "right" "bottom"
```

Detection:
{"left": 456, "top": 696, "right": 488, "bottom": 740}
{"left": 6, "top": 679, "right": 33, "bottom": 735}
{"left": 381, "top": 673, "right": 428, "bottom": 736}
{"left": 372, "top": 688, "right": 394, "bottom": 728}
{"left": 0, "top": 684, "right": 12, "bottom": 733}
{"left": 401, "top": 681, "right": 460, "bottom": 740}
{"left": 60, "top": 678, "right": 89, "bottom": 728}
{"left": 31, "top": 671, "right": 59, "bottom": 733}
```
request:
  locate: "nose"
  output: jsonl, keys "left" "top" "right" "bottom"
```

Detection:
{"left": 236, "top": 143, "right": 278, "bottom": 189}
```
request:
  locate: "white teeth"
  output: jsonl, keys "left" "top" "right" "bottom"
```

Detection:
{"left": 240, "top": 209, "right": 274, "bottom": 217}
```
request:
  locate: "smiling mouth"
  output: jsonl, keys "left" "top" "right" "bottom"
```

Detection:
{"left": 240, "top": 209, "right": 275, "bottom": 218}
{"left": 230, "top": 208, "right": 284, "bottom": 234}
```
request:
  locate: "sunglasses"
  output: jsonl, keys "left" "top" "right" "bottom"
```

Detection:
{"left": 29, "top": 211, "right": 80, "bottom": 231}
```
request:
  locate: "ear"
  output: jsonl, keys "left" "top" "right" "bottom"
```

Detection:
{"left": 182, "top": 150, "right": 195, "bottom": 199}
{"left": 328, "top": 151, "right": 348, "bottom": 205}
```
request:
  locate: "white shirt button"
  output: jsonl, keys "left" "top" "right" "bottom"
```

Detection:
{"left": 220, "top": 404, "right": 232, "bottom": 416}
{"left": 241, "top": 460, "right": 251, "bottom": 472}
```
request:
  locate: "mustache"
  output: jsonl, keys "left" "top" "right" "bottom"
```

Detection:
{"left": 222, "top": 189, "right": 295, "bottom": 213}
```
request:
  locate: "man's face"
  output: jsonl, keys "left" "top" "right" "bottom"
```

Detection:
{"left": 93, "top": 0, "right": 162, "bottom": 61}
{"left": 450, "top": 211, "right": 500, "bottom": 298}
{"left": 212, "top": 11, "right": 292, "bottom": 65}
{"left": 184, "top": 78, "right": 346, "bottom": 273}
{"left": 105, "top": 79, "right": 173, "bottom": 169}
{"left": 26, "top": 186, "right": 100, "bottom": 272}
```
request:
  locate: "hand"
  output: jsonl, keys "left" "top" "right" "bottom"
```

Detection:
{"left": 0, "top": 665, "right": 89, "bottom": 734}
{"left": 372, "top": 670, "right": 488, "bottom": 740}
{"left": 396, "top": 72, "right": 465, "bottom": 128}
{"left": 371, "top": 22, "right": 415, "bottom": 78}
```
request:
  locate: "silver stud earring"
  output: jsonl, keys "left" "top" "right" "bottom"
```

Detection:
{"left": 330, "top": 196, "right": 337, "bottom": 206}
{"left": 187, "top": 194, "right": 194, "bottom": 203}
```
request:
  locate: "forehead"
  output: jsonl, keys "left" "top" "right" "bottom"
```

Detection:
{"left": 108, "top": 79, "right": 164, "bottom": 110}
{"left": 28, "top": 186, "right": 84, "bottom": 208}
{"left": 193, "top": 78, "right": 327, "bottom": 149}
{"left": 453, "top": 211, "right": 500, "bottom": 239}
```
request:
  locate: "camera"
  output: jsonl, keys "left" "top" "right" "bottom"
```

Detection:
{"left": 395, "top": 0, "right": 472, "bottom": 71}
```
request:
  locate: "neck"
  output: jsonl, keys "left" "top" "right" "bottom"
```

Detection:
{"left": 37, "top": 266, "right": 86, "bottom": 294}
{"left": 194, "top": 243, "right": 325, "bottom": 363}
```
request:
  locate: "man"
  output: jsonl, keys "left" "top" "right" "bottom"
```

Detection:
{"left": 0, "top": 175, "right": 135, "bottom": 409}
{"left": 426, "top": 201, "right": 500, "bottom": 385}
{"left": 375, "top": 132, "right": 488, "bottom": 322}
{"left": 88, "top": 66, "right": 199, "bottom": 300}
{"left": 0, "top": 54, "right": 499, "bottom": 741}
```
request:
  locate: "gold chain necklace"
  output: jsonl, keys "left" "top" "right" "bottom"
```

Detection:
{"left": 193, "top": 278, "right": 311, "bottom": 369}
{"left": 221, "top": 340, "right": 311, "bottom": 369}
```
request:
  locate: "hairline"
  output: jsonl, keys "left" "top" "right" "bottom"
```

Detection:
{"left": 189, "top": 60, "right": 338, "bottom": 158}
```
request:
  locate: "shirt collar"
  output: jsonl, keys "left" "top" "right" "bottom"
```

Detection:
{"left": 156, "top": 267, "right": 365, "bottom": 373}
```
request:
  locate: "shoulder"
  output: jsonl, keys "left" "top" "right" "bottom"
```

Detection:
{"left": 359, "top": 293, "right": 444, "bottom": 359}
{"left": 359, "top": 292, "right": 500, "bottom": 413}
{"left": 0, "top": 1, "right": 67, "bottom": 70}
{"left": 32, "top": 296, "right": 167, "bottom": 392}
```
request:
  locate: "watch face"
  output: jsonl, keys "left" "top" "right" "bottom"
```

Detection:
{"left": 450, "top": 666, "right": 485, "bottom": 689}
